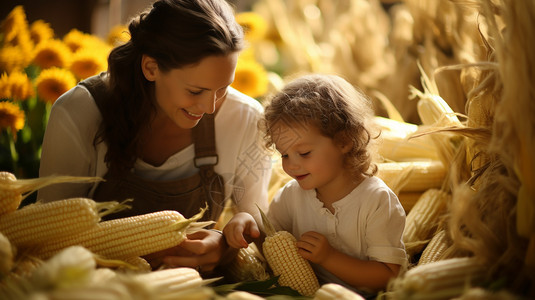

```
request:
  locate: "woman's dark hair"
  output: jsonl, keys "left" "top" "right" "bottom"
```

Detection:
{"left": 97, "top": 0, "right": 244, "bottom": 173}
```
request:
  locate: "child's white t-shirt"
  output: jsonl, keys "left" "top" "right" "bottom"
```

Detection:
{"left": 267, "top": 176, "right": 407, "bottom": 291}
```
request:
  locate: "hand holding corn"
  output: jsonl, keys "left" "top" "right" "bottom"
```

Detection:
{"left": 296, "top": 231, "right": 335, "bottom": 265}
{"left": 223, "top": 212, "right": 261, "bottom": 249}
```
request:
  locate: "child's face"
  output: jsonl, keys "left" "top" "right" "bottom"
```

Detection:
{"left": 272, "top": 122, "right": 350, "bottom": 192}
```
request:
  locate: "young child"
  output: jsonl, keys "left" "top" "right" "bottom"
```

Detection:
{"left": 223, "top": 74, "right": 407, "bottom": 296}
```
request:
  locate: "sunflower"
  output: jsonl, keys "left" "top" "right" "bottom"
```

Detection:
{"left": 0, "top": 73, "right": 10, "bottom": 99}
{"left": 70, "top": 49, "right": 107, "bottom": 80}
{"left": 0, "top": 46, "right": 27, "bottom": 73}
{"left": 107, "top": 24, "right": 130, "bottom": 46}
{"left": 63, "top": 28, "right": 103, "bottom": 53}
{"left": 235, "top": 12, "right": 268, "bottom": 41}
{"left": 1, "top": 6, "right": 28, "bottom": 44}
{"left": 231, "top": 59, "right": 268, "bottom": 98}
{"left": 32, "top": 39, "right": 72, "bottom": 69}
{"left": 6, "top": 71, "right": 34, "bottom": 101}
{"left": 0, "top": 101, "right": 25, "bottom": 135}
{"left": 30, "top": 20, "right": 54, "bottom": 45}
{"left": 35, "top": 67, "right": 76, "bottom": 104}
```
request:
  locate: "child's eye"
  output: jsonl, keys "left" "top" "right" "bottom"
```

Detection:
{"left": 188, "top": 90, "right": 203, "bottom": 95}
{"left": 281, "top": 154, "right": 288, "bottom": 159}
{"left": 300, "top": 151, "right": 311, "bottom": 157}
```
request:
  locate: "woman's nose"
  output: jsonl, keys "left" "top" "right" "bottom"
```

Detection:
{"left": 197, "top": 94, "right": 216, "bottom": 114}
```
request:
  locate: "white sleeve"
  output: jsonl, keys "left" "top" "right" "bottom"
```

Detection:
{"left": 365, "top": 188, "right": 407, "bottom": 266}
{"left": 37, "top": 86, "right": 101, "bottom": 202}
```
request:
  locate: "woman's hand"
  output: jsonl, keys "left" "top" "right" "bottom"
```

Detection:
{"left": 222, "top": 212, "right": 260, "bottom": 249}
{"left": 296, "top": 231, "right": 335, "bottom": 265}
{"left": 144, "top": 229, "right": 227, "bottom": 274}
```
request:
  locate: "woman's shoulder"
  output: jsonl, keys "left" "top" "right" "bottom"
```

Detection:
{"left": 52, "top": 84, "right": 100, "bottom": 116}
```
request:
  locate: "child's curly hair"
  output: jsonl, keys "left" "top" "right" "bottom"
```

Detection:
{"left": 260, "top": 74, "right": 379, "bottom": 178}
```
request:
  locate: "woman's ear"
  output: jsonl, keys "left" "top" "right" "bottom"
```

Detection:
{"left": 141, "top": 55, "right": 158, "bottom": 81}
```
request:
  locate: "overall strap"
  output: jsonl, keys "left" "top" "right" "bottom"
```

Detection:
{"left": 192, "top": 113, "right": 218, "bottom": 167}
{"left": 78, "top": 72, "right": 109, "bottom": 111}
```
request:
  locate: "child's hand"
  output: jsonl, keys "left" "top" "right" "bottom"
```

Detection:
{"left": 222, "top": 212, "right": 260, "bottom": 249}
{"left": 296, "top": 231, "right": 334, "bottom": 265}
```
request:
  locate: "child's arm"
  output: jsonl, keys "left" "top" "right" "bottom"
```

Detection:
{"left": 297, "top": 231, "right": 400, "bottom": 291}
{"left": 222, "top": 212, "right": 263, "bottom": 249}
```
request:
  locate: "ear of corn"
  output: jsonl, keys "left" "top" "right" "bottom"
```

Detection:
{"left": 226, "top": 243, "right": 270, "bottom": 282}
{"left": 418, "top": 229, "right": 450, "bottom": 265}
{"left": 377, "top": 160, "right": 446, "bottom": 194}
{"left": 0, "top": 172, "right": 21, "bottom": 216}
{"left": 375, "top": 116, "right": 440, "bottom": 161}
{"left": 258, "top": 205, "right": 320, "bottom": 297}
{"left": 0, "top": 173, "right": 102, "bottom": 216}
{"left": 403, "top": 189, "right": 450, "bottom": 258}
{"left": 0, "top": 198, "right": 121, "bottom": 248}
{"left": 314, "top": 283, "right": 365, "bottom": 300}
{"left": 387, "top": 257, "right": 487, "bottom": 299}
{"left": 34, "top": 207, "right": 213, "bottom": 260}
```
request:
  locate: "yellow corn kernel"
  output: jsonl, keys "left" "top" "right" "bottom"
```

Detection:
{"left": 0, "top": 198, "right": 118, "bottom": 248}
{"left": 418, "top": 229, "right": 450, "bottom": 265}
{"left": 226, "top": 243, "right": 269, "bottom": 282}
{"left": 35, "top": 208, "right": 212, "bottom": 260}
{"left": 314, "top": 283, "right": 365, "bottom": 300}
{"left": 377, "top": 160, "right": 446, "bottom": 194}
{"left": 388, "top": 257, "right": 486, "bottom": 299}
{"left": 0, "top": 173, "right": 102, "bottom": 216}
{"left": 258, "top": 206, "right": 319, "bottom": 296}
{"left": 403, "top": 189, "right": 450, "bottom": 258}
{"left": 0, "top": 172, "right": 21, "bottom": 216}
{"left": 375, "top": 117, "right": 439, "bottom": 161}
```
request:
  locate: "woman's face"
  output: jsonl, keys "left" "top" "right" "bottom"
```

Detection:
{"left": 142, "top": 53, "right": 239, "bottom": 129}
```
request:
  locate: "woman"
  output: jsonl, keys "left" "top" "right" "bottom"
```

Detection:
{"left": 38, "top": 0, "right": 271, "bottom": 273}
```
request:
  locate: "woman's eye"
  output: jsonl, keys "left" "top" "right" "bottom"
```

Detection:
{"left": 300, "top": 151, "right": 311, "bottom": 157}
{"left": 188, "top": 90, "right": 203, "bottom": 95}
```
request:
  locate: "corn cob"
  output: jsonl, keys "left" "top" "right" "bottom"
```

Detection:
{"left": 0, "top": 173, "right": 102, "bottom": 216}
{"left": 377, "top": 160, "right": 446, "bottom": 193}
{"left": 418, "top": 229, "right": 450, "bottom": 265}
{"left": 226, "top": 243, "right": 269, "bottom": 282}
{"left": 375, "top": 116, "right": 439, "bottom": 161}
{"left": 403, "top": 189, "right": 450, "bottom": 258}
{"left": 0, "top": 232, "right": 13, "bottom": 278}
{"left": 314, "top": 283, "right": 365, "bottom": 300}
{"left": 132, "top": 267, "right": 203, "bottom": 294}
{"left": 258, "top": 206, "right": 320, "bottom": 296}
{"left": 388, "top": 257, "right": 486, "bottom": 300}
{"left": 34, "top": 207, "right": 212, "bottom": 260}
{"left": 0, "top": 198, "right": 122, "bottom": 248}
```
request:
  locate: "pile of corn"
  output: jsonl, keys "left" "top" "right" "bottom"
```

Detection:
{"left": 252, "top": 0, "right": 534, "bottom": 299}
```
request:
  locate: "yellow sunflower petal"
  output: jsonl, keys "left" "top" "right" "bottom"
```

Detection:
{"left": 1, "top": 6, "right": 28, "bottom": 44}
{"left": 0, "top": 101, "right": 25, "bottom": 135}
{"left": 33, "top": 39, "right": 72, "bottom": 69}
{"left": 236, "top": 12, "right": 268, "bottom": 41}
{"left": 35, "top": 67, "right": 76, "bottom": 104}
{"left": 30, "top": 20, "right": 54, "bottom": 45}
{"left": 0, "top": 46, "right": 27, "bottom": 73}
{"left": 231, "top": 59, "right": 269, "bottom": 98}
{"left": 7, "top": 71, "right": 34, "bottom": 101}
{"left": 70, "top": 49, "right": 108, "bottom": 80}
